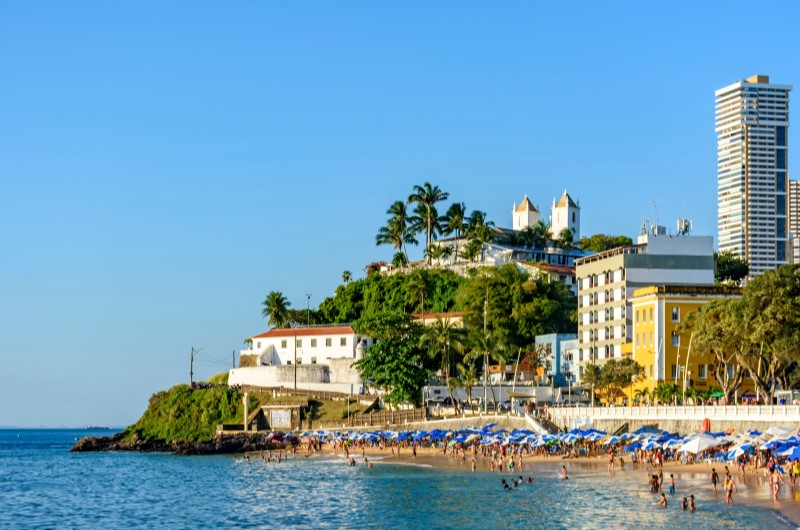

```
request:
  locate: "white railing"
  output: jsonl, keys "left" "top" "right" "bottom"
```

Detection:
{"left": 549, "top": 405, "right": 800, "bottom": 423}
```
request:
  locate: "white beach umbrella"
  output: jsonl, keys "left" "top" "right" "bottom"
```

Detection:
{"left": 766, "top": 426, "right": 792, "bottom": 438}
{"left": 678, "top": 434, "right": 721, "bottom": 454}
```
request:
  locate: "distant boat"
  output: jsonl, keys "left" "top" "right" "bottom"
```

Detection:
{"left": 85, "top": 425, "right": 111, "bottom": 430}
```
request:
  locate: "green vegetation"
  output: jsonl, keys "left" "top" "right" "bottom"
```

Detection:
{"left": 581, "top": 358, "right": 642, "bottom": 405}
{"left": 682, "top": 264, "right": 800, "bottom": 404}
{"left": 127, "top": 385, "right": 256, "bottom": 442}
{"left": 714, "top": 250, "right": 749, "bottom": 286}
{"left": 207, "top": 372, "right": 229, "bottom": 385}
{"left": 579, "top": 233, "right": 634, "bottom": 252}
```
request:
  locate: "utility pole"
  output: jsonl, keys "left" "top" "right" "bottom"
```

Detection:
{"left": 190, "top": 346, "right": 195, "bottom": 386}
{"left": 232, "top": 349, "right": 236, "bottom": 370}
{"left": 305, "top": 292, "right": 312, "bottom": 326}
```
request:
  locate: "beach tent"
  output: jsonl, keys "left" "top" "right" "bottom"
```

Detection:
{"left": 679, "top": 434, "right": 721, "bottom": 454}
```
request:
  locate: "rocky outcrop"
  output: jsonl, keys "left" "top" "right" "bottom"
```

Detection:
{"left": 70, "top": 431, "right": 273, "bottom": 455}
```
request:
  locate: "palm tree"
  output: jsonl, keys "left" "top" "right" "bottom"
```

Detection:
{"left": 446, "top": 376, "right": 462, "bottom": 412}
{"left": 634, "top": 387, "right": 651, "bottom": 405}
{"left": 465, "top": 210, "right": 495, "bottom": 243}
{"left": 420, "top": 317, "right": 466, "bottom": 380}
{"left": 342, "top": 270, "right": 352, "bottom": 284}
{"left": 457, "top": 362, "right": 479, "bottom": 411}
{"left": 444, "top": 202, "right": 468, "bottom": 261}
{"left": 391, "top": 252, "right": 408, "bottom": 269}
{"left": 406, "top": 270, "right": 427, "bottom": 316}
{"left": 262, "top": 291, "right": 291, "bottom": 329}
{"left": 460, "top": 240, "right": 483, "bottom": 263}
{"left": 408, "top": 182, "right": 449, "bottom": 264}
{"left": 555, "top": 228, "right": 575, "bottom": 250}
{"left": 465, "top": 331, "right": 506, "bottom": 408}
{"left": 376, "top": 201, "right": 418, "bottom": 261}
{"left": 532, "top": 220, "right": 551, "bottom": 248}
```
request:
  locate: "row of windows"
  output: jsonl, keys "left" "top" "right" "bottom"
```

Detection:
{"left": 256, "top": 337, "right": 350, "bottom": 349}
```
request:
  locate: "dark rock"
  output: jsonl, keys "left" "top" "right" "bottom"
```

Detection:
{"left": 70, "top": 430, "right": 273, "bottom": 455}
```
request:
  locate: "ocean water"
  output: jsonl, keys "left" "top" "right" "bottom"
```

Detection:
{"left": 0, "top": 429, "right": 795, "bottom": 529}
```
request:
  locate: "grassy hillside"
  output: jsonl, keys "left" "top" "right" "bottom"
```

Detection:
{"left": 126, "top": 384, "right": 256, "bottom": 442}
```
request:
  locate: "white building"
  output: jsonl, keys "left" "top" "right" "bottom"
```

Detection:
{"left": 550, "top": 190, "right": 580, "bottom": 241}
{"left": 229, "top": 325, "right": 373, "bottom": 393}
{"left": 791, "top": 179, "right": 800, "bottom": 263}
{"left": 512, "top": 195, "right": 540, "bottom": 230}
{"left": 716, "top": 74, "right": 792, "bottom": 277}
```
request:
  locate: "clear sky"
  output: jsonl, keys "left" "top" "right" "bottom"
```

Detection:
{"left": 2, "top": 1, "right": 799, "bottom": 427}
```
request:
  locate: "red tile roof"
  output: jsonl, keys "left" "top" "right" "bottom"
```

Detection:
{"left": 251, "top": 326, "right": 355, "bottom": 339}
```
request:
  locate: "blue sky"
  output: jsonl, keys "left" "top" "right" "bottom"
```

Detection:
{"left": 2, "top": 1, "right": 799, "bottom": 427}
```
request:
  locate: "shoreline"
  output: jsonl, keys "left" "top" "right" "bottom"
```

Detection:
{"left": 296, "top": 443, "right": 800, "bottom": 526}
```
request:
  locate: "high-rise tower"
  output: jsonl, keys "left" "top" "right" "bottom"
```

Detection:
{"left": 715, "top": 75, "right": 792, "bottom": 277}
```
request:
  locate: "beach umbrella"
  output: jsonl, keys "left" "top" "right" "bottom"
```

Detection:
{"left": 679, "top": 434, "right": 721, "bottom": 454}
{"left": 766, "top": 426, "right": 793, "bottom": 438}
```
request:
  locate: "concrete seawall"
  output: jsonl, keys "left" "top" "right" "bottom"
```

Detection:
{"left": 549, "top": 405, "right": 800, "bottom": 435}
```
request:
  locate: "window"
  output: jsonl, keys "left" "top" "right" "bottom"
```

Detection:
{"left": 671, "top": 307, "right": 680, "bottom": 322}
{"left": 635, "top": 334, "right": 639, "bottom": 347}
{"left": 296, "top": 339, "right": 302, "bottom": 347}
{"left": 649, "top": 365, "right": 653, "bottom": 378}
{"left": 311, "top": 357, "right": 317, "bottom": 364}
{"left": 635, "top": 310, "right": 639, "bottom": 324}
{"left": 287, "top": 360, "right": 292, "bottom": 365}
{"left": 281, "top": 340, "right": 287, "bottom": 348}
{"left": 310, "top": 339, "right": 317, "bottom": 347}
{"left": 325, "top": 338, "right": 332, "bottom": 347}
{"left": 727, "top": 364, "right": 735, "bottom": 380}
{"left": 698, "top": 364, "right": 707, "bottom": 380}
{"left": 256, "top": 341, "right": 261, "bottom": 349}
{"left": 671, "top": 334, "right": 679, "bottom": 347}
{"left": 649, "top": 332, "right": 654, "bottom": 347}
{"left": 649, "top": 308, "right": 653, "bottom": 322}
{"left": 340, "top": 337, "right": 347, "bottom": 346}
{"left": 671, "top": 364, "right": 677, "bottom": 379}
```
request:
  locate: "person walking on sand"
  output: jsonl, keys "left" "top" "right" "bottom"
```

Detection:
{"left": 710, "top": 468, "right": 719, "bottom": 496}
{"left": 724, "top": 475, "right": 737, "bottom": 504}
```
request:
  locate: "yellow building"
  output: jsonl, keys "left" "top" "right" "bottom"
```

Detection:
{"left": 629, "top": 285, "right": 754, "bottom": 402}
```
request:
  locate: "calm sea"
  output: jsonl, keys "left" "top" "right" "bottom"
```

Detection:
{"left": 0, "top": 429, "right": 794, "bottom": 529}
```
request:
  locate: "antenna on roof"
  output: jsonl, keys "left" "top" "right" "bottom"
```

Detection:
{"left": 677, "top": 218, "right": 692, "bottom": 236}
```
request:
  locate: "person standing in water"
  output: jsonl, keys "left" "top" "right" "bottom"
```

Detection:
{"left": 561, "top": 465, "right": 568, "bottom": 480}
{"left": 724, "top": 475, "right": 737, "bottom": 504}
{"left": 710, "top": 468, "right": 719, "bottom": 496}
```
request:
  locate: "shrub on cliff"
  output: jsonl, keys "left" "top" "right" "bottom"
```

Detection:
{"left": 128, "top": 385, "right": 254, "bottom": 442}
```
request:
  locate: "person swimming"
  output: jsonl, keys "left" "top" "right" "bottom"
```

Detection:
{"left": 681, "top": 497, "right": 688, "bottom": 511}
{"left": 689, "top": 494, "right": 697, "bottom": 512}
{"left": 561, "top": 465, "right": 568, "bottom": 480}
{"left": 655, "top": 493, "right": 667, "bottom": 507}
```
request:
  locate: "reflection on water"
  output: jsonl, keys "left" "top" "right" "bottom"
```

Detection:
{"left": 0, "top": 430, "right": 794, "bottom": 529}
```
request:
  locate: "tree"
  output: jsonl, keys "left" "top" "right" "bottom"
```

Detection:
{"left": 554, "top": 228, "right": 576, "bottom": 250}
{"left": 457, "top": 362, "right": 478, "bottom": 410}
{"left": 714, "top": 251, "right": 749, "bottom": 286}
{"left": 353, "top": 312, "right": 433, "bottom": 407}
{"left": 465, "top": 210, "right": 495, "bottom": 244}
{"left": 581, "top": 358, "right": 641, "bottom": 404}
{"left": 654, "top": 382, "right": 680, "bottom": 405}
{"left": 376, "top": 200, "right": 418, "bottom": 262}
{"left": 444, "top": 202, "right": 468, "bottom": 261}
{"left": 446, "top": 376, "right": 462, "bottom": 411}
{"left": 406, "top": 270, "right": 427, "bottom": 317}
{"left": 342, "top": 270, "right": 352, "bottom": 284}
{"left": 579, "top": 234, "right": 634, "bottom": 252}
{"left": 531, "top": 220, "right": 551, "bottom": 249}
{"left": 419, "top": 317, "right": 466, "bottom": 380}
{"left": 262, "top": 291, "right": 290, "bottom": 329}
{"left": 391, "top": 252, "right": 408, "bottom": 269}
{"left": 739, "top": 264, "right": 800, "bottom": 402}
{"left": 460, "top": 239, "right": 483, "bottom": 262}
{"left": 634, "top": 387, "right": 651, "bottom": 405}
{"left": 681, "top": 300, "right": 745, "bottom": 405}
{"left": 408, "top": 182, "right": 449, "bottom": 264}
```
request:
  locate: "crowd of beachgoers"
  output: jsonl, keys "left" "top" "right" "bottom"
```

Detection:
{"left": 237, "top": 422, "right": 800, "bottom": 516}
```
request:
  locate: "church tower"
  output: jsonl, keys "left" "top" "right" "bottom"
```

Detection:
{"left": 513, "top": 195, "right": 540, "bottom": 231}
{"left": 550, "top": 190, "right": 580, "bottom": 240}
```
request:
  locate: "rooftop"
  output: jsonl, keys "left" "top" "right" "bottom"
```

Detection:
{"left": 252, "top": 324, "right": 355, "bottom": 339}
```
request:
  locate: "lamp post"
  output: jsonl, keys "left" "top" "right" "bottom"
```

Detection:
{"left": 483, "top": 297, "right": 488, "bottom": 414}
{"left": 305, "top": 292, "right": 312, "bottom": 326}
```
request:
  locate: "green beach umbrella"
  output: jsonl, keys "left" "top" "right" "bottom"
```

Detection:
{"left": 710, "top": 392, "right": 724, "bottom": 398}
